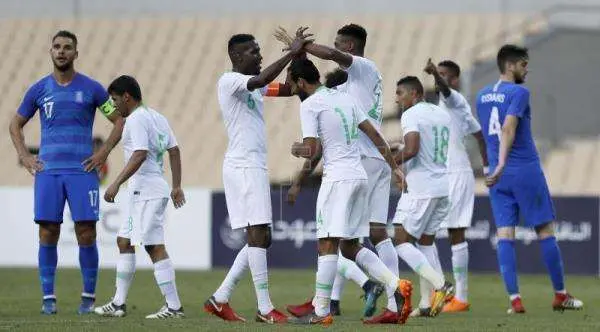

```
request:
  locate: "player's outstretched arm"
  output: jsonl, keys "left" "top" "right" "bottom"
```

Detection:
{"left": 104, "top": 150, "right": 147, "bottom": 203}
{"left": 9, "top": 114, "right": 43, "bottom": 175}
{"left": 358, "top": 120, "right": 406, "bottom": 190}
{"left": 274, "top": 26, "right": 352, "bottom": 68}
{"left": 287, "top": 142, "right": 322, "bottom": 205}
{"left": 424, "top": 58, "right": 451, "bottom": 98}
{"left": 486, "top": 115, "right": 517, "bottom": 187}
{"left": 168, "top": 146, "right": 186, "bottom": 209}
{"left": 472, "top": 130, "right": 489, "bottom": 173}
{"left": 83, "top": 109, "right": 125, "bottom": 172}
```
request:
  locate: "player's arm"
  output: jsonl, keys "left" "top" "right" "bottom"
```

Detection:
{"left": 168, "top": 145, "right": 186, "bottom": 208}
{"left": 83, "top": 95, "right": 125, "bottom": 172}
{"left": 104, "top": 150, "right": 147, "bottom": 203}
{"left": 394, "top": 132, "right": 420, "bottom": 165}
{"left": 303, "top": 43, "right": 353, "bottom": 68}
{"left": 358, "top": 119, "right": 406, "bottom": 190}
{"left": 424, "top": 58, "right": 451, "bottom": 98}
{"left": 287, "top": 142, "right": 322, "bottom": 205}
{"left": 10, "top": 85, "right": 43, "bottom": 175}
{"left": 472, "top": 130, "right": 489, "bottom": 173}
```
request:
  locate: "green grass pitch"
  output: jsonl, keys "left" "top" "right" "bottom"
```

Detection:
{"left": 0, "top": 268, "right": 598, "bottom": 331}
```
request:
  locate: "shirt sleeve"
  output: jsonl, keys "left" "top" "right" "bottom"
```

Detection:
{"left": 353, "top": 102, "right": 368, "bottom": 125}
{"left": 17, "top": 83, "right": 39, "bottom": 119}
{"left": 129, "top": 116, "right": 150, "bottom": 151}
{"left": 300, "top": 101, "right": 319, "bottom": 139}
{"left": 344, "top": 55, "right": 372, "bottom": 81}
{"left": 220, "top": 73, "right": 252, "bottom": 96}
{"left": 167, "top": 126, "right": 178, "bottom": 149}
{"left": 441, "top": 89, "right": 464, "bottom": 109}
{"left": 401, "top": 111, "right": 419, "bottom": 135}
{"left": 507, "top": 87, "right": 530, "bottom": 118}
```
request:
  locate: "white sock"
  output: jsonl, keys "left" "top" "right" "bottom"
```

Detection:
{"left": 509, "top": 293, "right": 521, "bottom": 301}
{"left": 396, "top": 243, "right": 444, "bottom": 289}
{"left": 153, "top": 258, "right": 182, "bottom": 310}
{"left": 338, "top": 254, "right": 369, "bottom": 287}
{"left": 312, "top": 254, "right": 338, "bottom": 317}
{"left": 375, "top": 239, "right": 399, "bottom": 312}
{"left": 451, "top": 242, "right": 469, "bottom": 302}
{"left": 247, "top": 247, "right": 274, "bottom": 315}
{"left": 331, "top": 272, "right": 346, "bottom": 301}
{"left": 113, "top": 253, "right": 135, "bottom": 306}
{"left": 355, "top": 247, "right": 399, "bottom": 307}
{"left": 213, "top": 244, "right": 249, "bottom": 303}
{"left": 417, "top": 244, "right": 442, "bottom": 309}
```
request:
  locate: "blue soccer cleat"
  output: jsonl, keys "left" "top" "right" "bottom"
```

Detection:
{"left": 78, "top": 295, "right": 95, "bottom": 315}
{"left": 362, "top": 281, "right": 385, "bottom": 317}
{"left": 41, "top": 298, "right": 57, "bottom": 315}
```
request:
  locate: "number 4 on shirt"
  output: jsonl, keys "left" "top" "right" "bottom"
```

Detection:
{"left": 488, "top": 106, "right": 502, "bottom": 138}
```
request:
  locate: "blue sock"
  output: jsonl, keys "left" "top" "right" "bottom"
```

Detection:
{"left": 79, "top": 243, "right": 99, "bottom": 297}
{"left": 496, "top": 239, "right": 519, "bottom": 295}
{"left": 39, "top": 243, "right": 58, "bottom": 299}
{"left": 539, "top": 236, "right": 565, "bottom": 292}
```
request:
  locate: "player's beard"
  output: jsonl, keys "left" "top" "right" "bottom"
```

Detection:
{"left": 53, "top": 60, "right": 73, "bottom": 72}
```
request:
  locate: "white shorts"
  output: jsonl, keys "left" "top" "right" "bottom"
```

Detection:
{"left": 118, "top": 197, "right": 168, "bottom": 246}
{"left": 361, "top": 158, "right": 391, "bottom": 224}
{"left": 222, "top": 165, "right": 272, "bottom": 230}
{"left": 316, "top": 179, "right": 369, "bottom": 239}
{"left": 392, "top": 194, "right": 449, "bottom": 239}
{"left": 441, "top": 171, "right": 475, "bottom": 229}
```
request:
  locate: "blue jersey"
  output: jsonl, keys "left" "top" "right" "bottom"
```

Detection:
{"left": 17, "top": 73, "right": 112, "bottom": 173}
{"left": 476, "top": 80, "right": 540, "bottom": 172}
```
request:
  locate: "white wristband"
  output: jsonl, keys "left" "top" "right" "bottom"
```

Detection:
{"left": 483, "top": 166, "right": 490, "bottom": 175}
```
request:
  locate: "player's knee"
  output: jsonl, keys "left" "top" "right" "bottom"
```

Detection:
{"left": 75, "top": 223, "right": 97, "bottom": 245}
{"left": 117, "top": 237, "right": 135, "bottom": 253}
{"left": 38, "top": 223, "right": 61, "bottom": 245}
{"left": 369, "top": 224, "right": 388, "bottom": 246}
{"left": 144, "top": 244, "right": 168, "bottom": 262}
{"left": 339, "top": 239, "right": 360, "bottom": 260}
{"left": 448, "top": 228, "right": 466, "bottom": 245}
{"left": 318, "top": 238, "right": 339, "bottom": 256}
{"left": 246, "top": 224, "right": 269, "bottom": 248}
{"left": 535, "top": 222, "right": 555, "bottom": 239}
{"left": 418, "top": 234, "right": 435, "bottom": 246}
{"left": 392, "top": 225, "right": 414, "bottom": 245}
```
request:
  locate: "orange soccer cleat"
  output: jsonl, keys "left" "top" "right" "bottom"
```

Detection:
{"left": 442, "top": 296, "right": 470, "bottom": 313}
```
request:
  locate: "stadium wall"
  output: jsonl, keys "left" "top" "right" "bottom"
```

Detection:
{"left": 1, "top": 187, "right": 598, "bottom": 275}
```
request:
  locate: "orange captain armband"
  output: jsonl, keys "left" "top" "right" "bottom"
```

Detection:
{"left": 265, "top": 83, "right": 282, "bottom": 97}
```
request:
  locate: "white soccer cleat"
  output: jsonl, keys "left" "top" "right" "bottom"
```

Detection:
{"left": 145, "top": 304, "right": 185, "bottom": 319}
{"left": 94, "top": 301, "right": 126, "bottom": 317}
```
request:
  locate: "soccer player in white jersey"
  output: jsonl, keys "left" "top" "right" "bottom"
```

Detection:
{"left": 277, "top": 24, "right": 396, "bottom": 321}
{"left": 285, "top": 58, "right": 413, "bottom": 326}
{"left": 94, "top": 76, "right": 185, "bottom": 319}
{"left": 203, "top": 31, "right": 311, "bottom": 324}
{"left": 392, "top": 76, "right": 455, "bottom": 318}
{"left": 421, "top": 58, "right": 489, "bottom": 313}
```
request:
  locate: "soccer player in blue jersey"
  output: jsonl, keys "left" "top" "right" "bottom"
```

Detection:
{"left": 476, "top": 44, "right": 583, "bottom": 314}
{"left": 8, "top": 30, "right": 124, "bottom": 315}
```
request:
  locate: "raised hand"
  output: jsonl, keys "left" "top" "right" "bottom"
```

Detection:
{"left": 274, "top": 26, "right": 314, "bottom": 54}
{"left": 424, "top": 58, "right": 437, "bottom": 75}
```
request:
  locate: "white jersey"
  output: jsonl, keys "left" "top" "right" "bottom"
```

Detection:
{"left": 338, "top": 55, "right": 384, "bottom": 161}
{"left": 400, "top": 102, "right": 451, "bottom": 198}
{"left": 122, "top": 106, "right": 177, "bottom": 201}
{"left": 438, "top": 89, "right": 481, "bottom": 172}
{"left": 217, "top": 72, "right": 268, "bottom": 169}
{"left": 300, "top": 86, "right": 368, "bottom": 182}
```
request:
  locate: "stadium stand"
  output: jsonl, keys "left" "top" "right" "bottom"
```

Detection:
{"left": 0, "top": 13, "right": 549, "bottom": 189}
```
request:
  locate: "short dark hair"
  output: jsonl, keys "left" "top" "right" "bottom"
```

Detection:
{"left": 396, "top": 76, "right": 424, "bottom": 96}
{"left": 497, "top": 44, "right": 528, "bottom": 73}
{"left": 289, "top": 58, "right": 320, "bottom": 84}
{"left": 52, "top": 30, "right": 78, "bottom": 48}
{"left": 438, "top": 60, "right": 461, "bottom": 78}
{"left": 324, "top": 69, "right": 348, "bottom": 88}
{"left": 228, "top": 34, "right": 255, "bottom": 52}
{"left": 337, "top": 24, "right": 367, "bottom": 50}
{"left": 108, "top": 75, "right": 142, "bottom": 101}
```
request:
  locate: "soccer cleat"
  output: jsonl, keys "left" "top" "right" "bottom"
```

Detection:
{"left": 255, "top": 308, "right": 288, "bottom": 324}
{"left": 330, "top": 299, "right": 341, "bottom": 316}
{"left": 362, "top": 282, "right": 385, "bottom": 317}
{"left": 286, "top": 299, "right": 314, "bottom": 318}
{"left": 94, "top": 301, "right": 126, "bottom": 317}
{"left": 41, "top": 298, "right": 57, "bottom": 315}
{"left": 552, "top": 293, "right": 583, "bottom": 311}
{"left": 394, "top": 279, "right": 413, "bottom": 324}
{"left": 363, "top": 308, "right": 400, "bottom": 324}
{"left": 429, "top": 281, "right": 454, "bottom": 317}
{"left": 145, "top": 304, "right": 184, "bottom": 319}
{"left": 409, "top": 307, "right": 431, "bottom": 318}
{"left": 442, "top": 296, "right": 470, "bottom": 313}
{"left": 288, "top": 312, "right": 333, "bottom": 326}
{"left": 507, "top": 297, "right": 526, "bottom": 314}
{"left": 203, "top": 296, "right": 246, "bottom": 322}
{"left": 78, "top": 295, "right": 95, "bottom": 315}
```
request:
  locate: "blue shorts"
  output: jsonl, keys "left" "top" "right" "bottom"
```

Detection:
{"left": 34, "top": 172, "right": 100, "bottom": 223}
{"left": 489, "top": 164, "right": 555, "bottom": 228}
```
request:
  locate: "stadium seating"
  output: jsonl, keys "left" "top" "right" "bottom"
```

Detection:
{"left": 0, "top": 14, "right": 556, "bottom": 191}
